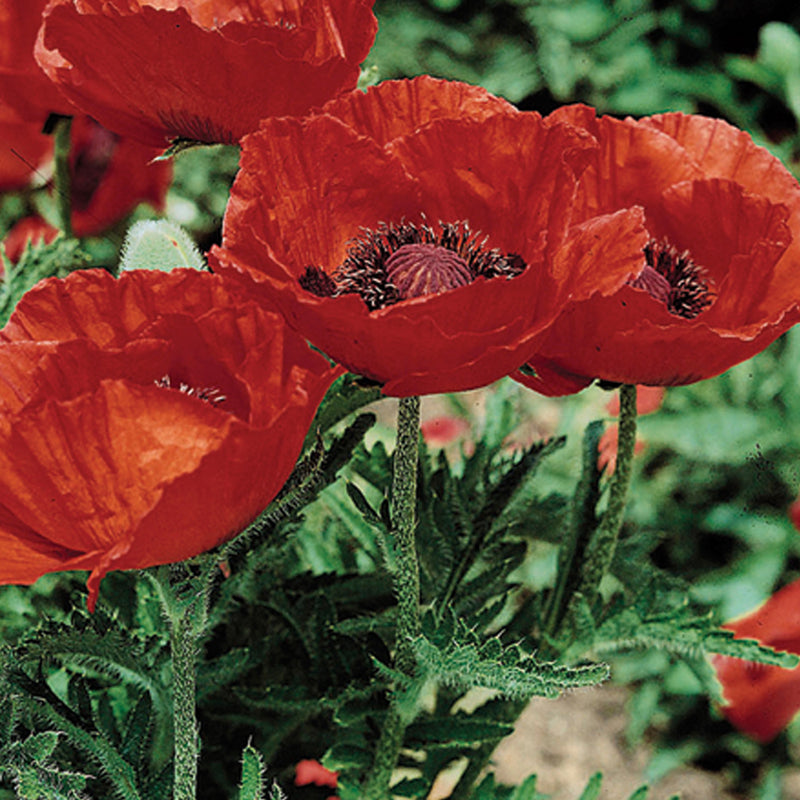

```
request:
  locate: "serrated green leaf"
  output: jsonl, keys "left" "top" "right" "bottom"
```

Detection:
{"left": 391, "top": 777, "right": 429, "bottom": 797}
{"left": 18, "top": 731, "right": 59, "bottom": 763}
{"left": 704, "top": 631, "right": 799, "bottom": 668}
{"left": 323, "top": 742, "right": 372, "bottom": 771}
{"left": 238, "top": 744, "right": 265, "bottom": 800}
{"left": 577, "top": 772, "right": 603, "bottom": 800}
{"left": 345, "top": 482, "right": 385, "bottom": 529}
{"left": 413, "top": 616, "right": 608, "bottom": 700}
{"left": 509, "top": 774, "right": 545, "bottom": 800}
{"left": 407, "top": 713, "right": 514, "bottom": 748}
{"left": 120, "top": 693, "right": 153, "bottom": 768}
{"left": 0, "top": 236, "right": 89, "bottom": 325}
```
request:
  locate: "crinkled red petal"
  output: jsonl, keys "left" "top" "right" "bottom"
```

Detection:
{"left": 546, "top": 105, "right": 703, "bottom": 220}
{"left": 36, "top": 0, "right": 376, "bottom": 145}
{"left": 321, "top": 75, "right": 517, "bottom": 148}
{"left": 0, "top": 269, "right": 339, "bottom": 605}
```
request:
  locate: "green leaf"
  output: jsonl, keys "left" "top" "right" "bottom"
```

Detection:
{"left": 238, "top": 744, "right": 265, "bottom": 800}
{"left": 19, "top": 731, "right": 60, "bottom": 763}
{"left": 345, "top": 481, "right": 385, "bottom": 529}
{"left": 407, "top": 713, "right": 514, "bottom": 748}
{"left": 413, "top": 610, "right": 608, "bottom": 700}
{"left": 638, "top": 408, "right": 775, "bottom": 464}
{"left": 509, "top": 775, "right": 546, "bottom": 800}
{"left": 577, "top": 772, "right": 603, "bottom": 800}
{"left": 0, "top": 235, "right": 89, "bottom": 325}
{"left": 391, "top": 777, "right": 429, "bottom": 797}
{"left": 592, "top": 606, "right": 799, "bottom": 669}
{"left": 120, "top": 693, "right": 154, "bottom": 769}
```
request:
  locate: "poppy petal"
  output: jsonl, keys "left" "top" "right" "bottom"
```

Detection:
{"left": 36, "top": 0, "right": 377, "bottom": 145}
{"left": 713, "top": 579, "right": 800, "bottom": 742}
{"left": 321, "top": 75, "right": 517, "bottom": 147}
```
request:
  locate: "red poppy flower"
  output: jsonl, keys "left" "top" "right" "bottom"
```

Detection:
{"left": 790, "top": 496, "right": 800, "bottom": 533}
{"left": 0, "top": 0, "right": 75, "bottom": 123}
{"left": 295, "top": 759, "right": 339, "bottom": 788}
{"left": 211, "top": 77, "right": 650, "bottom": 396}
{"left": 34, "top": 0, "right": 378, "bottom": 147}
{"left": 0, "top": 268, "right": 341, "bottom": 610}
{"left": 0, "top": 104, "right": 52, "bottom": 193}
{"left": 515, "top": 106, "right": 800, "bottom": 396}
{"left": 295, "top": 759, "right": 339, "bottom": 800}
{"left": 1, "top": 116, "right": 170, "bottom": 241}
{"left": 712, "top": 579, "right": 800, "bottom": 742}
{"left": 67, "top": 115, "right": 172, "bottom": 236}
{"left": 421, "top": 415, "right": 470, "bottom": 448}
{"left": 2, "top": 217, "right": 58, "bottom": 264}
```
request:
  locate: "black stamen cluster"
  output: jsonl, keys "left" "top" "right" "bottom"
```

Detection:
{"left": 644, "top": 238, "right": 713, "bottom": 319}
{"left": 299, "top": 219, "right": 527, "bottom": 311}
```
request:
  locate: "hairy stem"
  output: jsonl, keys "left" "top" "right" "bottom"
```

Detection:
{"left": 362, "top": 395, "right": 421, "bottom": 799}
{"left": 52, "top": 115, "right": 73, "bottom": 239}
{"left": 171, "top": 605, "right": 198, "bottom": 800}
{"left": 151, "top": 565, "right": 205, "bottom": 800}
{"left": 575, "top": 383, "right": 638, "bottom": 600}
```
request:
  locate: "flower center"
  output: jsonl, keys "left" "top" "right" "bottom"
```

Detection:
{"left": 385, "top": 243, "right": 471, "bottom": 299}
{"left": 629, "top": 238, "right": 713, "bottom": 319}
{"left": 299, "top": 220, "right": 526, "bottom": 311}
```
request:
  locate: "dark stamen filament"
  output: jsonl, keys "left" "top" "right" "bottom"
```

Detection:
{"left": 630, "top": 238, "right": 713, "bottom": 319}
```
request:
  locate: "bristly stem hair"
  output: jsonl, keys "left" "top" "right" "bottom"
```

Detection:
{"left": 362, "top": 395, "right": 421, "bottom": 799}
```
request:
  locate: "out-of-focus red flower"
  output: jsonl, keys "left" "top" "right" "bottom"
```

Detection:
{"left": 0, "top": 106, "right": 52, "bottom": 193}
{"left": 790, "top": 496, "right": 800, "bottom": 533}
{"left": 67, "top": 116, "right": 171, "bottom": 236}
{"left": 2, "top": 217, "right": 58, "bottom": 263}
{"left": 516, "top": 106, "right": 800, "bottom": 396}
{"left": 35, "top": 0, "right": 378, "bottom": 147}
{"left": 295, "top": 759, "right": 338, "bottom": 788}
{"left": 0, "top": 269, "right": 341, "bottom": 610}
{"left": 295, "top": 759, "right": 339, "bottom": 800}
{"left": 212, "top": 77, "right": 650, "bottom": 396}
{"left": 1, "top": 115, "right": 171, "bottom": 242}
{"left": 421, "top": 415, "right": 470, "bottom": 448}
{"left": 605, "top": 385, "right": 665, "bottom": 417}
{"left": 0, "top": 0, "right": 75, "bottom": 123}
{"left": 712, "top": 578, "right": 800, "bottom": 742}
{"left": 597, "top": 427, "right": 646, "bottom": 475}
{"left": 597, "top": 386, "right": 664, "bottom": 474}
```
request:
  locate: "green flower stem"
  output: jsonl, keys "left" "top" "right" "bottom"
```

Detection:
{"left": 362, "top": 395, "right": 421, "bottom": 799}
{"left": 171, "top": 605, "right": 199, "bottom": 800}
{"left": 575, "top": 383, "right": 638, "bottom": 600}
{"left": 52, "top": 115, "right": 73, "bottom": 239}
{"left": 151, "top": 565, "right": 205, "bottom": 800}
